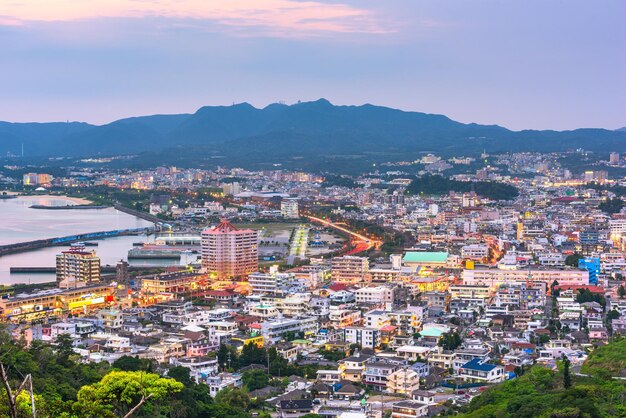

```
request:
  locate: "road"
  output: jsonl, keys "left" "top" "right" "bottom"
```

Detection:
{"left": 306, "top": 215, "right": 382, "bottom": 254}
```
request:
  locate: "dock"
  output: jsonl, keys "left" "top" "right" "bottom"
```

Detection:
{"left": 0, "top": 227, "right": 154, "bottom": 256}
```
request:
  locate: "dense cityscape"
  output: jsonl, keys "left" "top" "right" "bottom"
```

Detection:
{"left": 0, "top": 147, "right": 625, "bottom": 417}
{"left": 1, "top": 1, "right": 625, "bottom": 417}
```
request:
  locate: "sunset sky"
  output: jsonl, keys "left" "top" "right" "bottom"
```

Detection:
{"left": 1, "top": 0, "right": 624, "bottom": 130}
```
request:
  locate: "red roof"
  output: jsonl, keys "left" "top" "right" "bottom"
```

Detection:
{"left": 205, "top": 290, "right": 235, "bottom": 297}
{"left": 555, "top": 285, "right": 605, "bottom": 293}
{"left": 234, "top": 315, "right": 259, "bottom": 324}
{"left": 380, "top": 325, "right": 397, "bottom": 332}
{"left": 328, "top": 283, "right": 348, "bottom": 292}
{"left": 511, "top": 342, "right": 536, "bottom": 349}
{"left": 249, "top": 323, "right": 262, "bottom": 329}
{"left": 203, "top": 218, "right": 255, "bottom": 235}
{"left": 552, "top": 197, "right": 580, "bottom": 203}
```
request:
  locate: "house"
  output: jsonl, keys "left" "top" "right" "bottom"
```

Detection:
{"left": 412, "top": 390, "right": 436, "bottom": 405}
{"left": 334, "top": 382, "right": 363, "bottom": 400}
{"left": 387, "top": 368, "right": 420, "bottom": 396}
{"left": 275, "top": 342, "right": 299, "bottom": 363}
{"left": 395, "top": 345, "right": 431, "bottom": 362}
{"left": 170, "top": 356, "right": 218, "bottom": 383}
{"left": 410, "top": 362, "right": 430, "bottom": 378}
{"left": 391, "top": 400, "right": 429, "bottom": 418}
{"left": 452, "top": 348, "right": 490, "bottom": 371}
{"left": 458, "top": 359, "right": 505, "bottom": 383}
{"left": 426, "top": 348, "right": 455, "bottom": 369}
{"left": 317, "top": 369, "right": 342, "bottom": 384}
{"left": 339, "top": 353, "right": 373, "bottom": 382}
{"left": 363, "top": 361, "right": 398, "bottom": 389}
{"left": 612, "top": 318, "right": 626, "bottom": 336}
{"left": 589, "top": 327, "right": 609, "bottom": 342}
{"left": 278, "top": 399, "right": 314, "bottom": 418}
{"left": 205, "top": 372, "right": 243, "bottom": 397}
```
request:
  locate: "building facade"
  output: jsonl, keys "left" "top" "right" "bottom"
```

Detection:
{"left": 56, "top": 246, "right": 101, "bottom": 289}
{"left": 201, "top": 219, "right": 258, "bottom": 280}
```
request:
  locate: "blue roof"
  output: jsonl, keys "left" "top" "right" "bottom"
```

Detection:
{"left": 461, "top": 358, "right": 497, "bottom": 372}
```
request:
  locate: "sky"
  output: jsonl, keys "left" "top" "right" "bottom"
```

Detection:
{"left": 0, "top": 0, "right": 624, "bottom": 130}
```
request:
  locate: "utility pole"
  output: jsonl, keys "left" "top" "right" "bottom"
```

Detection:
{"left": 0, "top": 363, "right": 36, "bottom": 418}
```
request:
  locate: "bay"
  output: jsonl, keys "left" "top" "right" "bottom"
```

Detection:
{"left": 0, "top": 196, "right": 184, "bottom": 285}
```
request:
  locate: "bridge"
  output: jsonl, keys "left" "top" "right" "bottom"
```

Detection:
{"left": 0, "top": 227, "right": 155, "bottom": 256}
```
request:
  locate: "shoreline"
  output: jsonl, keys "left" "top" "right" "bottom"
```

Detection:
{"left": 13, "top": 194, "right": 94, "bottom": 205}
{"left": 30, "top": 204, "right": 109, "bottom": 210}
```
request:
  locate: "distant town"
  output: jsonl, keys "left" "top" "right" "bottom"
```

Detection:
{"left": 0, "top": 148, "right": 625, "bottom": 418}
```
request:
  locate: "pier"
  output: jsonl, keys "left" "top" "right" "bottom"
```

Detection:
{"left": 114, "top": 204, "right": 164, "bottom": 223}
{"left": 0, "top": 227, "right": 155, "bottom": 256}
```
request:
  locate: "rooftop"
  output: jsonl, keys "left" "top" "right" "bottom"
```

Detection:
{"left": 403, "top": 251, "right": 449, "bottom": 263}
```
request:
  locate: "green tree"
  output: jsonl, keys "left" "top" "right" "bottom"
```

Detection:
{"left": 598, "top": 197, "right": 624, "bottom": 214}
{"left": 167, "top": 366, "right": 192, "bottom": 386}
{"left": 438, "top": 332, "right": 462, "bottom": 350}
{"left": 606, "top": 309, "right": 621, "bottom": 321}
{"left": 74, "top": 370, "right": 184, "bottom": 418}
{"left": 564, "top": 253, "right": 583, "bottom": 268}
{"left": 214, "top": 387, "right": 250, "bottom": 410}
{"left": 55, "top": 334, "right": 75, "bottom": 366}
{"left": 112, "top": 356, "right": 152, "bottom": 372}
{"left": 239, "top": 343, "right": 266, "bottom": 368}
{"left": 242, "top": 369, "right": 269, "bottom": 391}
{"left": 618, "top": 285, "right": 626, "bottom": 299}
{"left": 561, "top": 354, "right": 571, "bottom": 389}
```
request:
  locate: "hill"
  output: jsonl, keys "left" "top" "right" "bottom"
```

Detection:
{"left": 1, "top": 100, "right": 625, "bottom": 167}
{"left": 457, "top": 339, "right": 626, "bottom": 418}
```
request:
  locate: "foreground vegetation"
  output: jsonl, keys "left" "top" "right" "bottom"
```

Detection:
{"left": 457, "top": 339, "right": 626, "bottom": 418}
{"left": 0, "top": 327, "right": 324, "bottom": 418}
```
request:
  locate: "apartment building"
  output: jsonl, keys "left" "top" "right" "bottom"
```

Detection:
{"left": 56, "top": 246, "right": 100, "bottom": 289}
{"left": 201, "top": 219, "right": 258, "bottom": 280}
{"left": 331, "top": 255, "right": 369, "bottom": 284}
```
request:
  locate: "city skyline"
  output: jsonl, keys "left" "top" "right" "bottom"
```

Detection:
{"left": 1, "top": 0, "right": 624, "bottom": 130}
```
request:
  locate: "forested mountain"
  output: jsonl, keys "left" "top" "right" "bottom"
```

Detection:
{"left": 1, "top": 100, "right": 625, "bottom": 161}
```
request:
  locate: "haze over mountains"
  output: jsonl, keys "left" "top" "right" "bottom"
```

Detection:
{"left": 1, "top": 99, "right": 625, "bottom": 162}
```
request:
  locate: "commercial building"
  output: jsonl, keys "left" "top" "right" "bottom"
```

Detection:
{"left": 402, "top": 251, "right": 449, "bottom": 268}
{"left": 280, "top": 198, "right": 299, "bottom": 219}
{"left": 461, "top": 244, "right": 489, "bottom": 261}
{"left": 0, "top": 284, "right": 114, "bottom": 321}
{"left": 23, "top": 172, "right": 52, "bottom": 186}
{"left": 201, "top": 219, "right": 258, "bottom": 280}
{"left": 222, "top": 182, "right": 241, "bottom": 196}
{"left": 354, "top": 286, "right": 393, "bottom": 305}
{"left": 331, "top": 255, "right": 369, "bottom": 284}
{"left": 461, "top": 268, "right": 589, "bottom": 288}
{"left": 141, "top": 272, "right": 207, "bottom": 295}
{"left": 248, "top": 271, "right": 291, "bottom": 294}
{"left": 578, "top": 258, "right": 600, "bottom": 285}
{"left": 56, "top": 246, "right": 101, "bottom": 289}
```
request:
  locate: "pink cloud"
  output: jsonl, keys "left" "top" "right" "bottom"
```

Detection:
{"left": 0, "top": 0, "right": 390, "bottom": 36}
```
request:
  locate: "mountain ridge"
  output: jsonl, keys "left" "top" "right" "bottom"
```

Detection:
{"left": 1, "top": 99, "right": 624, "bottom": 160}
